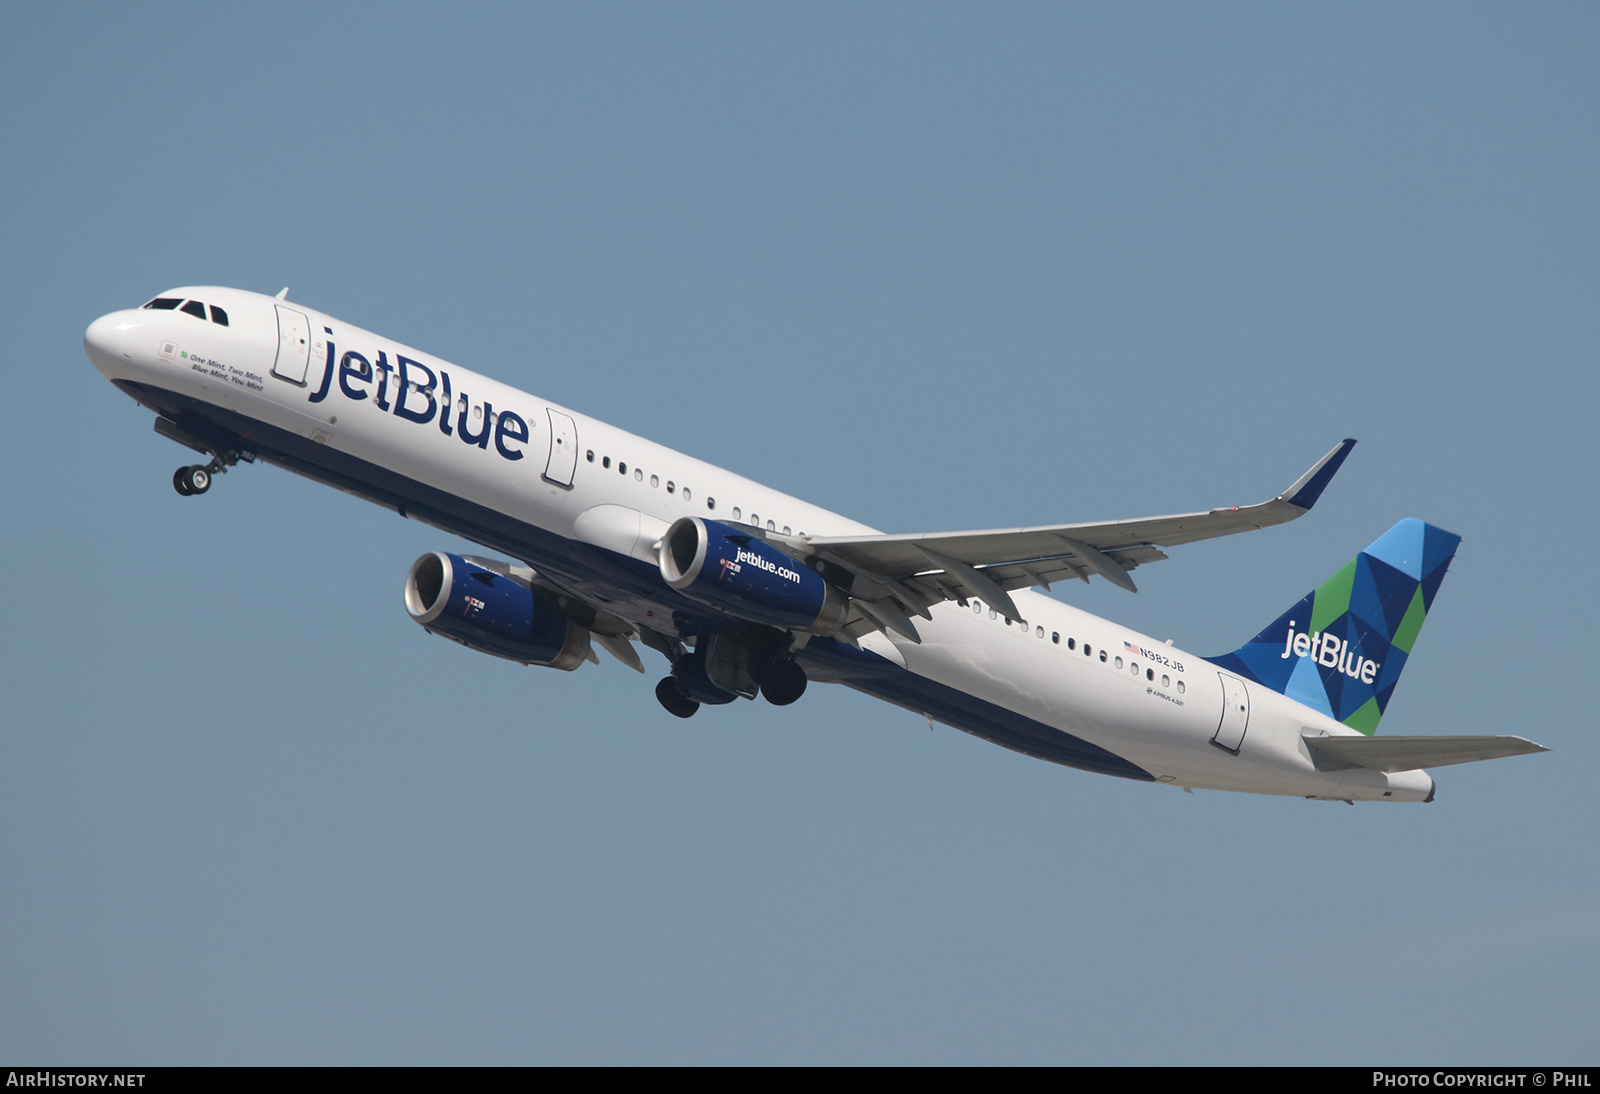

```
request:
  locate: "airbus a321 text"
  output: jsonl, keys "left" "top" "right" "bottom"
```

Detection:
{"left": 85, "top": 286, "right": 1547, "bottom": 802}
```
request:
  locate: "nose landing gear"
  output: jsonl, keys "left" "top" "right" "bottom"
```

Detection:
{"left": 156, "top": 415, "right": 253, "bottom": 498}
{"left": 172, "top": 464, "right": 213, "bottom": 496}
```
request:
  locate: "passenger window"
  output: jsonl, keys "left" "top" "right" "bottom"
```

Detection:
{"left": 1037, "top": 626, "right": 1045, "bottom": 638}
{"left": 180, "top": 300, "right": 207, "bottom": 320}
{"left": 765, "top": 520, "right": 774, "bottom": 532}
{"left": 782, "top": 526, "right": 791, "bottom": 535}
{"left": 651, "top": 475, "right": 660, "bottom": 488}
{"left": 988, "top": 609, "right": 997, "bottom": 620}
{"left": 1099, "top": 650, "right": 1107, "bottom": 663}
{"left": 586, "top": 451, "right": 595, "bottom": 462}
{"left": 667, "top": 481, "right": 675, "bottom": 494}
{"left": 143, "top": 298, "right": 181, "bottom": 310}
{"left": 1161, "top": 674, "right": 1170, "bottom": 687}
{"left": 1083, "top": 644, "right": 1091, "bottom": 656}
{"left": 635, "top": 469, "right": 643, "bottom": 481}
{"left": 1115, "top": 656, "right": 1123, "bottom": 669}
{"left": 1052, "top": 632, "right": 1059, "bottom": 644}
{"left": 707, "top": 498, "right": 716, "bottom": 510}
{"left": 683, "top": 488, "right": 692, "bottom": 501}
{"left": 602, "top": 456, "right": 611, "bottom": 469}
{"left": 1177, "top": 681, "right": 1186, "bottom": 694}
{"left": 1147, "top": 669, "right": 1155, "bottom": 681}
{"left": 1067, "top": 638, "right": 1076, "bottom": 650}
{"left": 732, "top": 507, "right": 741, "bottom": 520}
{"left": 749, "top": 513, "right": 758, "bottom": 525}
{"left": 209, "top": 305, "right": 229, "bottom": 326}
{"left": 619, "top": 462, "right": 627, "bottom": 475}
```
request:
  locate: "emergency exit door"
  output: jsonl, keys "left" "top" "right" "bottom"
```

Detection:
{"left": 545, "top": 408, "right": 577, "bottom": 487}
{"left": 1213, "top": 672, "right": 1251, "bottom": 753}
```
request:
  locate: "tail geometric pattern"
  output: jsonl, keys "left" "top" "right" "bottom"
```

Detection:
{"left": 1207, "top": 519, "right": 1461, "bottom": 735}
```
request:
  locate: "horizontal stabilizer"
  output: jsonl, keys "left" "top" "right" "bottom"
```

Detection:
{"left": 1303, "top": 733, "right": 1548, "bottom": 772}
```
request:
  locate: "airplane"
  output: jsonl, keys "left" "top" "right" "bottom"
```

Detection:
{"left": 84, "top": 285, "right": 1546, "bottom": 803}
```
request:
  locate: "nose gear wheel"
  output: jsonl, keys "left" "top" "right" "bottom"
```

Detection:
{"left": 173, "top": 465, "right": 212, "bottom": 495}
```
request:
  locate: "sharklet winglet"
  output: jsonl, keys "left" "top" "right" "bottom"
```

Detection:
{"left": 1282, "top": 438, "right": 1356, "bottom": 511}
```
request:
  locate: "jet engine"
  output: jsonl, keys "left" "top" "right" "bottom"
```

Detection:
{"left": 658, "top": 517, "right": 847, "bottom": 633}
{"left": 405, "top": 552, "right": 591, "bottom": 670}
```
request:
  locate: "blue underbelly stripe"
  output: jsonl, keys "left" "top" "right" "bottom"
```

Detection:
{"left": 799, "top": 639, "right": 1154, "bottom": 781}
{"left": 124, "top": 381, "right": 1153, "bottom": 783}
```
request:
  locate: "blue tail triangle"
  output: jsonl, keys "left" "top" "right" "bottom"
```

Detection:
{"left": 1206, "top": 519, "right": 1460, "bottom": 734}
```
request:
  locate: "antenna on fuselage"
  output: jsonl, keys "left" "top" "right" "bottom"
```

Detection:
{"left": 275, "top": 287, "right": 290, "bottom": 300}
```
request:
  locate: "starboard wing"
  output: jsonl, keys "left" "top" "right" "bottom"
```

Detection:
{"left": 785, "top": 439, "right": 1357, "bottom": 638}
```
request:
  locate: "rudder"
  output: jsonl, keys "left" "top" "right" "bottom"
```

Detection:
{"left": 1208, "top": 518, "right": 1461, "bottom": 734}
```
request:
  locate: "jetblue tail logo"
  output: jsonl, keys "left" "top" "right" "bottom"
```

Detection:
{"left": 1208, "top": 518, "right": 1461, "bottom": 734}
{"left": 1279, "top": 623, "right": 1379, "bottom": 684}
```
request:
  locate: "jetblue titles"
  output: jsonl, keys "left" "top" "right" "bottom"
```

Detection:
{"left": 1281, "top": 619, "right": 1379, "bottom": 684}
{"left": 312, "top": 344, "right": 531, "bottom": 463}
{"left": 731, "top": 547, "right": 803, "bottom": 584}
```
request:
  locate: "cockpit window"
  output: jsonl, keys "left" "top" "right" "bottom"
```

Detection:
{"left": 209, "top": 305, "right": 229, "bottom": 326}
{"left": 143, "top": 298, "right": 181, "bottom": 310}
{"left": 180, "top": 300, "right": 208, "bottom": 320}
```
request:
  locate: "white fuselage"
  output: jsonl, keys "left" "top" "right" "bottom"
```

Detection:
{"left": 85, "top": 286, "right": 1433, "bottom": 802}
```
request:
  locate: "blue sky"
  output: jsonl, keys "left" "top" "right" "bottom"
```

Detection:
{"left": 2, "top": 3, "right": 1595, "bottom": 1063}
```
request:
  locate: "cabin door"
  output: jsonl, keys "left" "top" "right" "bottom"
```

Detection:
{"left": 272, "top": 305, "right": 312, "bottom": 384}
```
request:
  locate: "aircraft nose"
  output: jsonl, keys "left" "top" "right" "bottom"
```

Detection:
{"left": 84, "top": 310, "right": 139, "bottom": 379}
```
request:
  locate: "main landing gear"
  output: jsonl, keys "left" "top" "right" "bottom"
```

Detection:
{"left": 652, "top": 654, "right": 809, "bottom": 718}
{"left": 655, "top": 676, "right": 700, "bottom": 719}
{"left": 758, "top": 658, "right": 807, "bottom": 706}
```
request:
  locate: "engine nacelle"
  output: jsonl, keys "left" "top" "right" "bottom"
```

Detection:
{"left": 658, "top": 517, "right": 847, "bottom": 633}
{"left": 404, "top": 552, "right": 591, "bottom": 670}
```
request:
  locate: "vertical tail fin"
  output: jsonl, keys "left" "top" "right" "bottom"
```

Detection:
{"left": 1208, "top": 519, "right": 1461, "bottom": 734}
